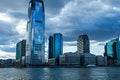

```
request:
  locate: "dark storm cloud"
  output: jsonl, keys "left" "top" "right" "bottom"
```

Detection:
{"left": 0, "top": 22, "right": 19, "bottom": 41}
{"left": 0, "top": 0, "right": 28, "bottom": 12}
{"left": 45, "top": 0, "right": 120, "bottom": 43}
{"left": 44, "top": 0, "right": 71, "bottom": 16}
{"left": 0, "top": 0, "right": 120, "bottom": 56}
{"left": 0, "top": 0, "right": 28, "bottom": 54}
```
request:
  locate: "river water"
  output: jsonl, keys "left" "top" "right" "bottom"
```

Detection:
{"left": 0, "top": 67, "right": 120, "bottom": 80}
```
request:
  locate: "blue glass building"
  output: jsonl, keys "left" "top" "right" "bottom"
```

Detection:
{"left": 116, "top": 41, "right": 120, "bottom": 60}
{"left": 26, "top": 0, "right": 45, "bottom": 65}
{"left": 16, "top": 42, "right": 21, "bottom": 61}
{"left": 16, "top": 40, "right": 26, "bottom": 62}
{"left": 106, "top": 38, "right": 119, "bottom": 59}
{"left": 53, "top": 33, "right": 63, "bottom": 59}
{"left": 20, "top": 40, "right": 26, "bottom": 61}
{"left": 48, "top": 36, "right": 54, "bottom": 59}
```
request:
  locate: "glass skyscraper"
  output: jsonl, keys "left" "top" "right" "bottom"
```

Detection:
{"left": 116, "top": 41, "right": 120, "bottom": 60}
{"left": 26, "top": 0, "right": 45, "bottom": 65}
{"left": 106, "top": 38, "right": 119, "bottom": 59}
{"left": 53, "top": 33, "right": 63, "bottom": 59}
{"left": 77, "top": 34, "right": 90, "bottom": 54}
{"left": 16, "top": 40, "right": 26, "bottom": 62}
{"left": 48, "top": 36, "right": 54, "bottom": 59}
{"left": 48, "top": 33, "right": 63, "bottom": 59}
{"left": 48, "top": 33, "right": 63, "bottom": 64}
{"left": 16, "top": 42, "right": 21, "bottom": 61}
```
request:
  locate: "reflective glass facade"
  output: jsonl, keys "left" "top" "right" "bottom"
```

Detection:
{"left": 53, "top": 33, "right": 63, "bottom": 58}
{"left": 48, "top": 36, "right": 54, "bottom": 59}
{"left": 106, "top": 42, "right": 115, "bottom": 58}
{"left": 106, "top": 38, "right": 119, "bottom": 59}
{"left": 20, "top": 40, "right": 26, "bottom": 61}
{"left": 26, "top": 0, "right": 45, "bottom": 65}
{"left": 16, "top": 42, "right": 21, "bottom": 61}
{"left": 77, "top": 34, "right": 90, "bottom": 54}
{"left": 16, "top": 40, "right": 26, "bottom": 61}
{"left": 116, "top": 41, "right": 120, "bottom": 60}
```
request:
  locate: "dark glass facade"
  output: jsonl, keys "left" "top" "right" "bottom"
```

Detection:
{"left": 53, "top": 33, "right": 63, "bottom": 59}
{"left": 116, "top": 41, "right": 120, "bottom": 60}
{"left": 26, "top": 0, "right": 45, "bottom": 65}
{"left": 77, "top": 34, "right": 90, "bottom": 54}
{"left": 16, "top": 42, "right": 21, "bottom": 61}
{"left": 105, "top": 38, "right": 119, "bottom": 59}
{"left": 16, "top": 40, "right": 26, "bottom": 62}
{"left": 48, "top": 36, "right": 54, "bottom": 59}
{"left": 20, "top": 40, "right": 26, "bottom": 62}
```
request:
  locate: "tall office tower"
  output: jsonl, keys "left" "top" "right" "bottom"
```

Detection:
{"left": 16, "top": 42, "right": 21, "bottom": 61}
{"left": 26, "top": 0, "right": 45, "bottom": 65}
{"left": 116, "top": 41, "right": 120, "bottom": 60}
{"left": 77, "top": 34, "right": 90, "bottom": 54}
{"left": 48, "top": 36, "right": 54, "bottom": 59}
{"left": 53, "top": 33, "right": 63, "bottom": 59}
{"left": 20, "top": 40, "right": 26, "bottom": 62}
{"left": 16, "top": 40, "right": 26, "bottom": 62}
{"left": 105, "top": 38, "right": 119, "bottom": 59}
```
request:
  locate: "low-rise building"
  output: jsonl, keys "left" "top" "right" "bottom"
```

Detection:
{"left": 59, "top": 52, "right": 81, "bottom": 66}
{"left": 81, "top": 53, "right": 96, "bottom": 66}
{"left": 96, "top": 55, "right": 105, "bottom": 66}
{"left": 64, "top": 52, "right": 80, "bottom": 66}
{"left": 48, "top": 58, "right": 56, "bottom": 66}
{"left": 59, "top": 55, "right": 65, "bottom": 65}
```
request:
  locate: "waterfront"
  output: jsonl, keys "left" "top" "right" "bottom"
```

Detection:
{"left": 0, "top": 67, "right": 120, "bottom": 80}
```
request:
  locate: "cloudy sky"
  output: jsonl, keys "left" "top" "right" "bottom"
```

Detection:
{"left": 0, "top": 0, "right": 120, "bottom": 59}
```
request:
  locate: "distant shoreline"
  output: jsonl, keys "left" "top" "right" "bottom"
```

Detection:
{"left": 1, "top": 65, "right": 120, "bottom": 68}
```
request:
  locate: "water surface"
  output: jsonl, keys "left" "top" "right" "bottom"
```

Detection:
{"left": 0, "top": 67, "right": 120, "bottom": 80}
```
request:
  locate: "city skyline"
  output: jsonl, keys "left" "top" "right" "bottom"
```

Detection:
{"left": 0, "top": 0, "right": 120, "bottom": 59}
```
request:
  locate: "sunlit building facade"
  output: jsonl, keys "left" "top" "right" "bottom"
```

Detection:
{"left": 77, "top": 34, "right": 90, "bottom": 54}
{"left": 26, "top": 0, "right": 45, "bottom": 65}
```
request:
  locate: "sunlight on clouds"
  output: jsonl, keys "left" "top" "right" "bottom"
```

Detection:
{"left": 63, "top": 46, "right": 77, "bottom": 53}
{"left": 15, "top": 19, "right": 27, "bottom": 36}
{"left": 0, "top": 12, "right": 16, "bottom": 23}
{"left": 0, "top": 50, "right": 15, "bottom": 59}
{"left": 90, "top": 44, "right": 104, "bottom": 55}
{"left": 90, "top": 40, "right": 106, "bottom": 55}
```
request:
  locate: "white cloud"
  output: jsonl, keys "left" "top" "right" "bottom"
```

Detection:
{"left": 0, "top": 12, "right": 16, "bottom": 23}
{"left": 0, "top": 50, "right": 15, "bottom": 59}
{"left": 15, "top": 19, "right": 27, "bottom": 37}
{"left": 113, "top": 7, "right": 120, "bottom": 12}
{"left": 90, "top": 40, "right": 107, "bottom": 55}
{"left": 90, "top": 44, "right": 104, "bottom": 55}
{"left": 63, "top": 46, "right": 77, "bottom": 53}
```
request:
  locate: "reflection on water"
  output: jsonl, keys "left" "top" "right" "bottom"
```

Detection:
{"left": 0, "top": 67, "right": 120, "bottom": 80}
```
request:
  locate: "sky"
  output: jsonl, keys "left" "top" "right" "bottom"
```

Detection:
{"left": 0, "top": 0, "right": 120, "bottom": 59}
